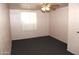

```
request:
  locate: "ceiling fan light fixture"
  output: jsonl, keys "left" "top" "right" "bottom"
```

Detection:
{"left": 41, "top": 3, "right": 51, "bottom": 13}
{"left": 46, "top": 7, "right": 50, "bottom": 11}
{"left": 41, "top": 7, "right": 46, "bottom": 11}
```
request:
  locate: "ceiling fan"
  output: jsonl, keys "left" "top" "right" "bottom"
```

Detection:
{"left": 41, "top": 3, "right": 59, "bottom": 13}
{"left": 41, "top": 3, "right": 51, "bottom": 13}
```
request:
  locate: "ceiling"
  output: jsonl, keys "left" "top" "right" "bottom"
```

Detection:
{"left": 9, "top": 3, "right": 68, "bottom": 10}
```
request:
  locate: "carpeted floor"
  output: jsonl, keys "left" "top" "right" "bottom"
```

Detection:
{"left": 11, "top": 36, "right": 73, "bottom": 55}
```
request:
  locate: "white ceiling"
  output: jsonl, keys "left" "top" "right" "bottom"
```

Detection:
{"left": 9, "top": 3, "right": 68, "bottom": 10}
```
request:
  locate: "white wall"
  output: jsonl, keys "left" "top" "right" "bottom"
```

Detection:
{"left": 50, "top": 7, "right": 68, "bottom": 43}
{"left": 0, "top": 4, "right": 11, "bottom": 55}
{"left": 10, "top": 10, "right": 50, "bottom": 40}
{"left": 67, "top": 4, "right": 79, "bottom": 55}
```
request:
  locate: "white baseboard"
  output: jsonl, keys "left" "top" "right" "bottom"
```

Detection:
{"left": 67, "top": 48, "right": 75, "bottom": 55}
{"left": 0, "top": 52, "right": 11, "bottom": 55}
{"left": 49, "top": 35, "right": 67, "bottom": 44}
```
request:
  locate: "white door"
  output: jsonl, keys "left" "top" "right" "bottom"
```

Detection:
{"left": 68, "top": 3, "right": 79, "bottom": 55}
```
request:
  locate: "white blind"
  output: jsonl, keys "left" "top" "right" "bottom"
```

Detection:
{"left": 21, "top": 12, "right": 37, "bottom": 31}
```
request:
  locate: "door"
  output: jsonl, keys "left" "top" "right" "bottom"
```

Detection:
{"left": 68, "top": 3, "right": 79, "bottom": 54}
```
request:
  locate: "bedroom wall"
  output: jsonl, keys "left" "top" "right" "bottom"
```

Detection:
{"left": 0, "top": 4, "right": 11, "bottom": 55}
{"left": 49, "top": 7, "right": 68, "bottom": 43}
{"left": 67, "top": 3, "right": 79, "bottom": 55}
{"left": 10, "top": 9, "right": 50, "bottom": 40}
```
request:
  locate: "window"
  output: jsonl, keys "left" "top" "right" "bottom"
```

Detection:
{"left": 21, "top": 12, "right": 37, "bottom": 31}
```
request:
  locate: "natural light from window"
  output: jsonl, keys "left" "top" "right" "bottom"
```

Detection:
{"left": 21, "top": 12, "right": 37, "bottom": 31}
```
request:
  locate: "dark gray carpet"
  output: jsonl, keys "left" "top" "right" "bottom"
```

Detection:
{"left": 11, "top": 36, "right": 73, "bottom": 55}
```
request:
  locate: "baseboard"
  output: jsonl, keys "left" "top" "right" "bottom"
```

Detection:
{"left": 0, "top": 52, "right": 11, "bottom": 55}
{"left": 49, "top": 36, "right": 67, "bottom": 45}
{"left": 67, "top": 48, "right": 75, "bottom": 55}
{"left": 12, "top": 35, "right": 67, "bottom": 46}
{"left": 12, "top": 35, "right": 50, "bottom": 41}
